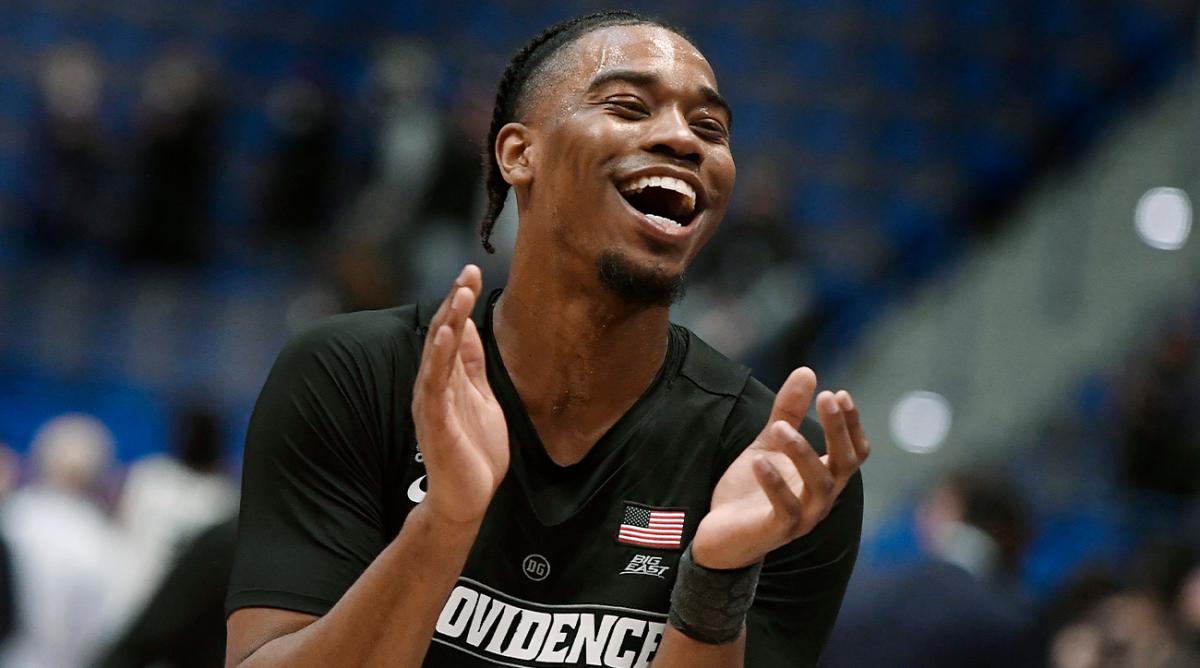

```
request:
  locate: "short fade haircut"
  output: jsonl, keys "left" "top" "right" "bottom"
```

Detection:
{"left": 478, "top": 10, "right": 691, "bottom": 253}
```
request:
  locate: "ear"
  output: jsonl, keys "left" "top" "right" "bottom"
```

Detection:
{"left": 495, "top": 122, "right": 534, "bottom": 187}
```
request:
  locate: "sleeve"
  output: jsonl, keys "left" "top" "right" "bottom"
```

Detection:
{"left": 225, "top": 316, "right": 403, "bottom": 618}
{"left": 719, "top": 377, "right": 865, "bottom": 667}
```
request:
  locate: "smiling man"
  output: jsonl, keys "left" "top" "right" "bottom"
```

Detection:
{"left": 225, "top": 11, "right": 867, "bottom": 668}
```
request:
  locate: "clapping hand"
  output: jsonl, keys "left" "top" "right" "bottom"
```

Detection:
{"left": 692, "top": 368, "right": 869, "bottom": 569}
{"left": 411, "top": 265, "right": 509, "bottom": 527}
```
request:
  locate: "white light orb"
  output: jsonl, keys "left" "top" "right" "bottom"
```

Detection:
{"left": 1135, "top": 187, "right": 1191, "bottom": 251}
{"left": 889, "top": 390, "right": 953, "bottom": 454}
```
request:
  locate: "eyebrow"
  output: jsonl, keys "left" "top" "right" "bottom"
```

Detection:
{"left": 587, "top": 69, "right": 734, "bottom": 128}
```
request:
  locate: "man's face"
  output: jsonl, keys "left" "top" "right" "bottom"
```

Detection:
{"left": 517, "top": 25, "right": 736, "bottom": 304}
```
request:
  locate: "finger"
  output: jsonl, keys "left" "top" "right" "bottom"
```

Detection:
{"left": 419, "top": 324, "right": 457, "bottom": 396}
{"left": 440, "top": 267, "right": 482, "bottom": 343}
{"left": 458, "top": 264, "right": 483, "bottom": 300}
{"left": 421, "top": 266, "right": 472, "bottom": 372}
{"left": 767, "top": 421, "right": 834, "bottom": 504}
{"left": 767, "top": 367, "right": 817, "bottom": 429}
{"left": 459, "top": 318, "right": 493, "bottom": 399}
{"left": 430, "top": 265, "right": 471, "bottom": 328}
{"left": 751, "top": 456, "right": 805, "bottom": 531}
{"left": 437, "top": 286, "right": 477, "bottom": 381}
{"left": 837, "top": 390, "right": 870, "bottom": 463}
{"left": 816, "top": 391, "right": 858, "bottom": 480}
{"left": 418, "top": 286, "right": 476, "bottom": 393}
{"left": 426, "top": 265, "right": 483, "bottom": 345}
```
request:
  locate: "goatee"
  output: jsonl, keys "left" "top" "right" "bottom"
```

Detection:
{"left": 597, "top": 250, "right": 686, "bottom": 307}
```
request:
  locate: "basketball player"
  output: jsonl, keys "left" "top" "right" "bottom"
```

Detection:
{"left": 226, "top": 11, "right": 868, "bottom": 667}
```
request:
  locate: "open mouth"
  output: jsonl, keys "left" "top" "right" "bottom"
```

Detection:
{"left": 617, "top": 175, "right": 698, "bottom": 229}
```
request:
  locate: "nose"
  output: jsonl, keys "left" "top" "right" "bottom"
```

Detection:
{"left": 643, "top": 107, "right": 703, "bottom": 166}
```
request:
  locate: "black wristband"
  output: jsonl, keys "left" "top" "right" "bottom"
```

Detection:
{"left": 668, "top": 543, "right": 762, "bottom": 645}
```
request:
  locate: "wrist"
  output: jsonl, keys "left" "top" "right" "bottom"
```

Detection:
{"left": 406, "top": 501, "right": 484, "bottom": 544}
{"left": 668, "top": 542, "right": 762, "bottom": 645}
{"left": 691, "top": 533, "right": 760, "bottom": 571}
{"left": 420, "top": 483, "right": 497, "bottom": 528}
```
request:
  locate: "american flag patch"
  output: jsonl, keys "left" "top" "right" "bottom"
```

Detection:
{"left": 617, "top": 503, "right": 685, "bottom": 549}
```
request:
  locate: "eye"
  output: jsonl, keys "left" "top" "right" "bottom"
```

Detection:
{"left": 606, "top": 97, "right": 650, "bottom": 117}
{"left": 692, "top": 118, "right": 729, "bottom": 141}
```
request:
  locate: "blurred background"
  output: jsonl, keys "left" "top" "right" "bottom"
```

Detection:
{"left": 0, "top": 1, "right": 1198, "bottom": 666}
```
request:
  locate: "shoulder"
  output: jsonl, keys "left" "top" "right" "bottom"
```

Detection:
{"left": 673, "top": 324, "right": 825, "bottom": 456}
{"left": 282, "top": 304, "right": 425, "bottom": 363}
{"left": 249, "top": 304, "right": 426, "bottom": 454}
{"left": 265, "top": 304, "right": 427, "bottom": 389}
{"left": 673, "top": 323, "right": 753, "bottom": 399}
{"left": 671, "top": 325, "right": 761, "bottom": 445}
{"left": 671, "top": 324, "right": 779, "bottom": 423}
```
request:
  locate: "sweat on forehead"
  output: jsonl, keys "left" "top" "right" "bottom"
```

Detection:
{"left": 513, "top": 22, "right": 698, "bottom": 118}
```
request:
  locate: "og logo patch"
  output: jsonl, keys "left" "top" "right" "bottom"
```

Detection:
{"left": 522, "top": 554, "right": 550, "bottom": 581}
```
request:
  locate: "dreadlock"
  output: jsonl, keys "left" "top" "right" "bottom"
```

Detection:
{"left": 478, "top": 11, "right": 689, "bottom": 253}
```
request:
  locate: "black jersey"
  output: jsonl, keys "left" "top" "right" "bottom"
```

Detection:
{"left": 227, "top": 290, "right": 863, "bottom": 667}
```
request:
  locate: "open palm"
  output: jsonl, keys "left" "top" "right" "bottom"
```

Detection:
{"left": 693, "top": 368, "right": 869, "bottom": 570}
{"left": 412, "top": 265, "right": 509, "bottom": 526}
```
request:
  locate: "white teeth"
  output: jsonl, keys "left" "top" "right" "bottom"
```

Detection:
{"left": 618, "top": 175, "right": 697, "bottom": 212}
{"left": 644, "top": 213, "right": 682, "bottom": 230}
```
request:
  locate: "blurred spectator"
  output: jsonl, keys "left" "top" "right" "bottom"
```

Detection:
{"left": 115, "top": 404, "right": 237, "bottom": 615}
{"left": 337, "top": 41, "right": 440, "bottom": 226}
{"left": 327, "top": 243, "right": 402, "bottom": 312}
{"left": 1046, "top": 539, "right": 1200, "bottom": 667}
{"left": 94, "top": 517, "right": 236, "bottom": 668}
{"left": 363, "top": 39, "right": 440, "bottom": 194}
{"left": 258, "top": 73, "right": 341, "bottom": 251}
{"left": 0, "top": 445, "right": 20, "bottom": 646}
{"left": 1050, "top": 588, "right": 1199, "bottom": 668}
{"left": 1120, "top": 325, "right": 1200, "bottom": 498}
{"left": 1127, "top": 538, "right": 1200, "bottom": 658}
{"left": 820, "top": 471, "right": 1041, "bottom": 668}
{"left": 405, "top": 75, "right": 489, "bottom": 298}
{"left": 676, "top": 155, "right": 814, "bottom": 364}
{"left": 915, "top": 471, "right": 1032, "bottom": 587}
{"left": 322, "top": 38, "right": 495, "bottom": 313}
{"left": 1177, "top": 563, "right": 1200, "bottom": 651}
{"left": 123, "top": 49, "right": 223, "bottom": 268}
{"left": 24, "top": 44, "right": 115, "bottom": 255}
{"left": 691, "top": 155, "right": 802, "bottom": 297}
{"left": 415, "top": 77, "right": 486, "bottom": 233}
{"left": 0, "top": 414, "right": 123, "bottom": 668}
{"left": 0, "top": 444, "right": 20, "bottom": 501}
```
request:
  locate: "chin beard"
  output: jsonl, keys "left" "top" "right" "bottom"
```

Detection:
{"left": 597, "top": 250, "right": 686, "bottom": 307}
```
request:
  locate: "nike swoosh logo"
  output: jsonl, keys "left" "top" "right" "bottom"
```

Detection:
{"left": 407, "top": 475, "right": 427, "bottom": 503}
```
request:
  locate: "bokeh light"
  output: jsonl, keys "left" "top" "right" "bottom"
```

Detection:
{"left": 888, "top": 390, "right": 953, "bottom": 454}
{"left": 1135, "top": 186, "right": 1192, "bottom": 251}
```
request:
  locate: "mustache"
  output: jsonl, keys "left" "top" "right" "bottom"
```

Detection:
{"left": 610, "top": 156, "right": 700, "bottom": 176}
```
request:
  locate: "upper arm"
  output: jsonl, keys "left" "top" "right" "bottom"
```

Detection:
{"left": 226, "top": 317, "right": 406, "bottom": 619}
{"left": 226, "top": 607, "right": 319, "bottom": 667}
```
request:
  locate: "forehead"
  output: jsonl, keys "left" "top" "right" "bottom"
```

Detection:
{"left": 560, "top": 24, "right": 719, "bottom": 95}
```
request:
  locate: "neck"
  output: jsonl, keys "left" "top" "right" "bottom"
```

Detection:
{"left": 494, "top": 248, "right": 670, "bottom": 465}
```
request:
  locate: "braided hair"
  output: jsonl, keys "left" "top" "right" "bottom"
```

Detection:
{"left": 478, "top": 11, "right": 689, "bottom": 253}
